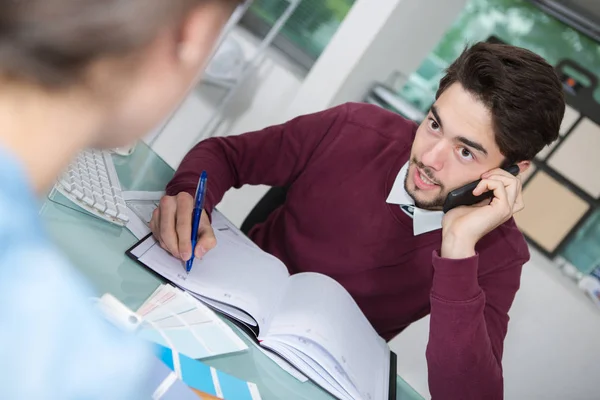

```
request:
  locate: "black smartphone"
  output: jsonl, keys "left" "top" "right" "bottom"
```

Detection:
{"left": 442, "top": 164, "right": 520, "bottom": 213}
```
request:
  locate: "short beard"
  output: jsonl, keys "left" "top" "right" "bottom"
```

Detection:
{"left": 403, "top": 158, "right": 446, "bottom": 210}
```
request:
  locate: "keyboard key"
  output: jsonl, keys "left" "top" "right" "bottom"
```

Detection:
{"left": 82, "top": 181, "right": 92, "bottom": 191}
{"left": 92, "top": 184, "right": 102, "bottom": 195}
{"left": 116, "top": 205, "right": 129, "bottom": 222}
{"left": 59, "top": 179, "right": 72, "bottom": 192}
{"left": 93, "top": 196, "right": 106, "bottom": 212}
{"left": 83, "top": 188, "right": 94, "bottom": 206}
{"left": 106, "top": 203, "right": 118, "bottom": 217}
{"left": 103, "top": 194, "right": 113, "bottom": 202}
{"left": 116, "top": 197, "right": 126, "bottom": 207}
{"left": 71, "top": 189, "right": 83, "bottom": 200}
{"left": 96, "top": 162, "right": 107, "bottom": 172}
{"left": 93, "top": 203, "right": 107, "bottom": 212}
{"left": 73, "top": 184, "right": 84, "bottom": 199}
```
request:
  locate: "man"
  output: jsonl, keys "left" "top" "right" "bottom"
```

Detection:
{"left": 0, "top": 0, "right": 237, "bottom": 398}
{"left": 151, "top": 42, "right": 565, "bottom": 399}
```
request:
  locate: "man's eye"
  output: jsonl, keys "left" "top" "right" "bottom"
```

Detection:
{"left": 428, "top": 118, "right": 440, "bottom": 131}
{"left": 459, "top": 147, "right": 473, "bottom": 160}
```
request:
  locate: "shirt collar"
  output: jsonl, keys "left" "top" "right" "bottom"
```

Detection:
{"left": 386, "top": 162, "right": 443, "bottom": 235}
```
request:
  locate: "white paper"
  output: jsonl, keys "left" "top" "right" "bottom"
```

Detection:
{"left": 229, "top": 322, "right": 308, "bottom": 383}
{"left": 261, "top": 348, "right": 309, "bottom": 383}
{"left": 134, "top": 229, "right": 290, "bottom": 329}
{"left": 190, "top": 293, "right": 257, "bottom": 327}
{"left": 262, "top": 340, "right": 349, "bottom": 400}
{"left": 263, "top": 273, "right": 390, "bottom": 400}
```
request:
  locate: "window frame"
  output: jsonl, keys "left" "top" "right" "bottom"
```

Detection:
{"left": 238, "top": 8, "right": 321, "bottom": 71}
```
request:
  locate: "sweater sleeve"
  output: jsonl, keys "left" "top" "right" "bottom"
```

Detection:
{"left": 426, "top": 250, "right": 526, "bottom": 400}
{"left": 165, "top": 104, "right": 349, "bottom": 214}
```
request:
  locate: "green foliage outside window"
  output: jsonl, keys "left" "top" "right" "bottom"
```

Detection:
{"left": 248, "top": 0, "right": 355, "bottom": 63}
{"left": 399, "top": 0, "right": 600, "bottom": 112}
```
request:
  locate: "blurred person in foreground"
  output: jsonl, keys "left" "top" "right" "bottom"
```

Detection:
{"left": 0, "top": 0, "right": 238, "bottom": 398}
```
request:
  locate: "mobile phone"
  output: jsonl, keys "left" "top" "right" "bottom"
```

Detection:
{"left": 442, "top": 164, "right": 520, "bottom": 213}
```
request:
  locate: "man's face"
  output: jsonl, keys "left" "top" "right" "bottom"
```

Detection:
{"left": 405, "top": 82, "right": 506, "bottom": 210}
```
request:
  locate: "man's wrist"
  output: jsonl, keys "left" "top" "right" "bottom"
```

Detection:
{"left": 441, "top": 231, "right": 477, "bottom": 259}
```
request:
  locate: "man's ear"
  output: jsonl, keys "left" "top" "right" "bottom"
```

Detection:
{"left": 516, "top": 160, "right": 531, "bottom": 175}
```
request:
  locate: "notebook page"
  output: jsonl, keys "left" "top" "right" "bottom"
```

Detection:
{"left": 267, "top": 334, "right": 361, "bottom": 399}
{"left": 263, "top": 272, "right": 390, "bottom": 400}
{"left": 261, "top": 339, "right": 351, "bottom": 400}
{"left": 134, "top": 228, "right": 290, "bottom": 328}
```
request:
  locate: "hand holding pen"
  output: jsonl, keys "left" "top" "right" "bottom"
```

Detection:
{"left": 149, "top": 171, "right": 217, "bottom": 267}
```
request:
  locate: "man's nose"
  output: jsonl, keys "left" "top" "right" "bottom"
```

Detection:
{"left": 421, "top": 140, "right": 448, "bottom": 171}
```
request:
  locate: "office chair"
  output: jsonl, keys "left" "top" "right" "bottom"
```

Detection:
{"left": 240, "top": 186, "right": 288, "bottom": 235}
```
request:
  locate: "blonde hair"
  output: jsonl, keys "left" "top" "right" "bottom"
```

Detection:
{"left": 0, "top": 0, "right": 237, "bottom": 87}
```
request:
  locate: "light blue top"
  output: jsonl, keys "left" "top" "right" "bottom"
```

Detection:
{"left": 0, "top": 146, "right": 152, "bottom": 399}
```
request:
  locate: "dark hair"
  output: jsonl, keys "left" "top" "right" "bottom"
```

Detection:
{"left": 0, "top": 0, "right": 238, "bottom": 87}
{"left": 436, "top": 42, "right": 565, "bottom": 163}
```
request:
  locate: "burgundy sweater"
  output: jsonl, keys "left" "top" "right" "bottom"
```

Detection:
{"left": 166, "top": 103, "right": 529, "bottom": 399}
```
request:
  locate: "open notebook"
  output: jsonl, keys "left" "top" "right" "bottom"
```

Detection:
{"left": 127, "top": 217, "right": 396, "bottom": 400}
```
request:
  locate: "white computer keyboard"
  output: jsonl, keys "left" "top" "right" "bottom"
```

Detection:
{"left": 56, "top": 149, "right": 129, "bottom": 226}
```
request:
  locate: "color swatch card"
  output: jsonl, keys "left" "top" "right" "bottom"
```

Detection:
{"left": 148, "top": 354, "right": 218, "bottom": 400}
{"left": 137, "top": 284, "right": 248, "bottom": 360}
{"left": 154, "top": 344, "right": 262, "bottom": 400}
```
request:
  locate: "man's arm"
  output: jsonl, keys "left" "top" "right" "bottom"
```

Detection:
{"left": 166, "top": 104, "right": 350, "bottom": 213}
{"left": 428, "top": 167, "right": 528, "bottom": 399}
{"left": 426, "top": 251, "right": 526, "bottom": 399}
{"left": 153, "top": 104, "right": 349, "bottom": 260}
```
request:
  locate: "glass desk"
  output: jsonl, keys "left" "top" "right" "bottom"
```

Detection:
{"left": 40, "top": 142, "right": 423, "bottom": 400}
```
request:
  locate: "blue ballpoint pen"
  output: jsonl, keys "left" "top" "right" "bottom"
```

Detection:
{"left": 186, "top": 171, "right": 208, "bottom": 273}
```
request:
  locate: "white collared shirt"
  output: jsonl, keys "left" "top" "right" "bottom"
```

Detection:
{"left": 386, "top": 162, "right": 444, "bottom": 235}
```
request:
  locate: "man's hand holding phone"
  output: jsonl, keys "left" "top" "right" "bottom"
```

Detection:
{"left": 441, "top": 167, "right": 524, "bottom": 259}
{"left": 149, "top": 192, "right": 217, "bottom": 261}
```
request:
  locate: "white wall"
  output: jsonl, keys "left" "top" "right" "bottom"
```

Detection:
{"left": 150, "top": 26, "right": 304, "bottom": 226}
{"left": 284, "top": 0, "right": 468, "bottom": 119}
{"left": 151, "top": 26, "right": 305, "bottom": 169}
